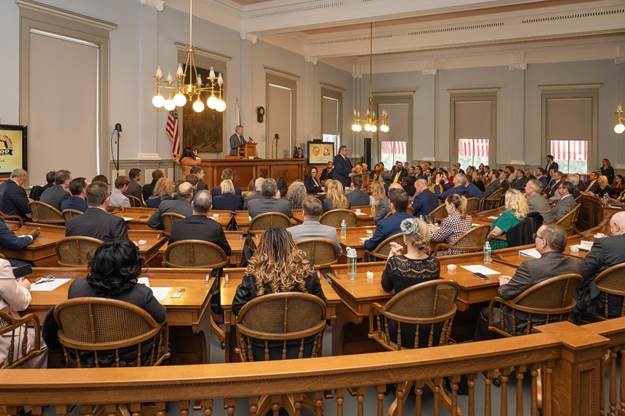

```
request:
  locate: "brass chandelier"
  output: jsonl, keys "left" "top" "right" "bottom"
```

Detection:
{"left": 351, "top": 23, "right": 389, "bottom": 134}
{"left": 151, "top": 0, "right": 226, "bottom": 113}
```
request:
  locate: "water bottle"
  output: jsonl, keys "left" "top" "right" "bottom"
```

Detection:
{"left": 340, "top": 219, "right": 347, "bottom": 240}
{"left": 483, "top": 241, "right": 492, "bottom": 264}
{"left": 347, "top": 247, "right": 357, "bottom": 280}
{"left": 603, "top": 193, "right": 609, "bottom": 206}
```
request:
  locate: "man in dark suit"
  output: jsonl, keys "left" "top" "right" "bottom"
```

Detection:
{"left": 389, "top": 161, "right": 407, "bottom": 184}
{"left": 60, "top": 177, "right": 88, "bottom": 213}
{"left": 0, "top": 218, "right": 39, "bottom": 266}
{"left": 364, "top": 190, "right": 412, "bottom": 251}
{"left": 319, "top": 161, "right": 334, "bottom": 184}
{"left": 545, "top": 170, "right": 564, "bottom": 200}
{"left": 147, "top": 182, "right": 193, "bottom": 229}
{"left": 346, "top": 175, "right": 369, "bottom": 207}
{"left": 247, "top": 178, "right": 292, "bottom": 218}
{"left": 0, "top": 169, "right": 31, "bottom": 219}
{"left": 436, "top": 173, "right": 470, "bottom": 200}
{"left": 510, "top": 169, "right": 528, "bottom": 191}
{"left": 412, "top": 179, "right": 438, "bottom": 217}
{"left": 40, "top": 170, "right": 71, "bottom": 210}
{"left": 535, "top": 168, "right": 549, "bottom": 188}
{"left": 332, "top": 145, "right": 352, "bottom": 188}
{"left": 583, "top": 171, "right": 600, "bottom": 194}
{"left": 229, "top": 125, "right": 247, "bottom": 156}
{"left": 189, "top": 166, "right": 208, "bottom": 191}
{"left": 66, "top": 182, "right": 128, "bottom": 241}
{"left": 475, "top": 224, "right": 580, "bottom": 339}
{"left": 169, "top": 190, "right": 231, "bottom": 255}
{"left": 142, "top": 169, "right": 163, "bottom": 202}
{"left": 544, "top": 154, "right": 559, "bottom": 177}
{"left": 546, "top": 181, "right": 577, "bottom": 223}
{"left": 576, "top": 212, "right": 625, "bottom": 318}
{"left": 127, "top": 168, "right": 143, "bottom": 201}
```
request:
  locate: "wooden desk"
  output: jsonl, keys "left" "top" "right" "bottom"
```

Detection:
{"left": 25, "top": 267, "right": 213, "bottom": 363}
{"left": 339, "top": 226, "right": 376, "bottom": 259}
{"left": 493, "top": 237, "right": 592, "bottom": 267}
{"left": 112, "top": 207, "right": 156, "bottom": 231}
{"left": 202, "top": 158, "right": 305, "bottom": 190}
{"left": 219, "top": 267, "right": 340, "bottom": 362}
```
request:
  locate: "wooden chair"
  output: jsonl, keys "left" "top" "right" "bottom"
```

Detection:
{"left": 295, "top": 238, "right": 339, "bottom": 269}
{"left": 479, "top": 187, "right": 504, "bottom": 211}
{"left": 248, "top": 212, "right": 291, "bottom": 231}
{"left": 235, "top": 293, "right": 326, "bottom": 415}
{"left": 126, "top": 194, "right": 145, "bottom": 208}
{"left": 366, "top": 233, "right": 406, "bottom": 260}
{"left": 593, "top": 263, "right": 625, "bottom": 319}
{"left": 432, "top": 224, "right": 490, "bottom": 254}
{"left": 488, "top": 273, "right": 582, "bottom": 337}
{"left": 55, "top": 236, "right": 103, "bottom": 267}
{"left": 319, "top": 209, "right": 357, "bottom": 227}
{"left": 465, "top": 197, "right": 480, "bottom": 214}
{"left": 0, "top": 311, "right": 46, "bottom": 368}
{"left": 161, "top": 212, "right": 185, "bottom": 236}
{"left": 0, "top": 210, "right": 23, "bottom": 225}
{"left": 576, "top": 194, "right": 604, "bottom": 231}
{"left": 163, "top": 240, "right": 229, "bottom": 269}
{"left": 29, "top": 201, "right": 64, "bottom": 225}
{"left": 54, "top": 297, "right": 170, "bottom": 368}
{"left": 62, "top": 208, "right": 83, "bottom": 222}
{"left": 555, "top": 203, "right": 581, "bottom": 236}
{"left": 428, "top": 203, "right": 448, "bottom": 224}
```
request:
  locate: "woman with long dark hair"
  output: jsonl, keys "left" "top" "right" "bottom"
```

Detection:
{"left": 179, "top": 147, "right": 202, "bottom": 177}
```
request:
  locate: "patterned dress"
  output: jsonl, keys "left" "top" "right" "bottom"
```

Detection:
{"left": 430, "top": 211, "right": 473, "bottom": 255}
{"left": 381, "top": 255, "right": 440, "bottom": 293}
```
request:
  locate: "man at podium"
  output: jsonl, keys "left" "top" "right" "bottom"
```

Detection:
{"left": 229, "top": 125, "right": 247, "bottom": 156}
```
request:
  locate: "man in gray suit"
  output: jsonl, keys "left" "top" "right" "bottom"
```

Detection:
{"left": 346, "top": 175, "right": 370, "bottom": 207}
{"left": 525, "top": 179, "right": 551, "bottom": 223}
{"left": 147, "top": 182, "right": 193, "bottom": 229}
{"left": 547, "top": 181, "right": 577, "bottom": 223}
{"left": 475, "top": 224, "right": 580, "bottom": 339}
{"left": 247, "top": 178, "right": 292, "bottom": 218}
{"left": 288, "top": 196, "right": 340, "bottom": 254}
{"left": 40, "top": 170, "right": 72, "bottom": 210}
{"left": 228, "top": 125, "right": 247, "bottom": 156}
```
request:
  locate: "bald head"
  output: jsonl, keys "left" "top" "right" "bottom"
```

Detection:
{"left": 609, "top": 212, "right": 625, "bottom": 236}
{"left": 10, "top": 168, "right": 27, "bottom": 186}
{"left": 192, "top": 190, "right": 212, "bottom": 214}
{"left": 177, "top": 182, "right": 193, "bottom": 201}
{"left": 415, "top": 178, "right": 428, "bottom": 193}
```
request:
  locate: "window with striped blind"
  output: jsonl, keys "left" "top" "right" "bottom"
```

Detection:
{"left": 380, "top": 141, "right": 407, "bottom": 167}
{"left": 458, "top": 138, "right": 489, "bottom": 170}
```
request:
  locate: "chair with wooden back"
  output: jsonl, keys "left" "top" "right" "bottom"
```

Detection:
{"left": 576, "top": 194, "right": 604, "bottom": 231}
{"left": 479, "top": 187, "right": 504, "bottom": 211}
{"left": 0, "top": 311, "right": 45, "bottom": 368}
{"left": 465, "top": 197, "right": 480, "bottom": 214}
{"left": 0, "top": 210, "right": 23, "bottom": 225}
{"left": 593, "top": 262, "right": 625, "bottom": 319}
{"left": 319, "top": 209, "right": 357, "bottom": 227}
{"left": 163, "top": 240, "right": 228, "bottom": 269}
{"left": 428, "top": 203, "right": 448, "bottom": 224}
{"left": 431, "top": 224, "right": 490, "bottom": 255}
{"left": 366, "top": 233, "right": 406, "bottom": 260}
{"left": 54, "top": 297, "right": 170, "bottom": 368}
{"left": 126, "top": 195, "right": 145, "bottom": 208}
{"left": 555, "top": 203, "right": 581, "bottom": 235}
{"left": 55, "top": 236, "right": 103, "bottom": 267}
{"left": 295, "top": 238, "right": 339, "bottom": 269}
{"left": 62, "top": 209, "right": 83, "bottom": 222}
{"left": 29, "top": 201, "right": 64, "bottom": 225}
{"left": 161, "top": 212, "right": 185, "bottom": 236}
{"left": 248, "top": 212, "right": 291, "bottom": 231}
{"left": 488, "top": 273, "right": 582, "bottom": 337}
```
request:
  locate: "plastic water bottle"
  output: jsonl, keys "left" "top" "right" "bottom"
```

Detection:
{"left": 347, "top": 247, "right": 357, "bottom": 280}
{"left": 603, "top": 193, "right": 609, "bottom": 206}
{"left": 483, "top": 241, "right": 492, "bottom": 264}
{"left": 340, "top": 219, "right": 347, "bottom": 240}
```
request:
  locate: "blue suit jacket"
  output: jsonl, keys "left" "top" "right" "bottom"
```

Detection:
{"left": 412, "top": 189, "right": 438, "bottom": 217}
{"left": 0, "top": 219, "right": 33, "bottom": 251}
{"left": 61, "top": 196, "right": 88, "bottom": 212}
{"left": 436, "top": 185, "right": 469, "bottom": 200}
{"left": 0, "top": 180, "right": 30, "bottom": 218}
{"left": 364, "top": 211, "right": 412, "bottom": 251}
{"left": 466, "top": 183, "right": 483, "bottom": 198}
{"left": 332, "top": 154, "right": 352, "bottom": 188}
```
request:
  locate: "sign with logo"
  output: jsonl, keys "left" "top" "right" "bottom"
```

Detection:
{"left": 0, "top": 125, "right": 27, "bottom": 174}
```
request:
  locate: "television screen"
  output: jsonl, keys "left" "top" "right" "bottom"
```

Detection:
{"left": 0, "top": 125, "right": 27, "bottom": 174}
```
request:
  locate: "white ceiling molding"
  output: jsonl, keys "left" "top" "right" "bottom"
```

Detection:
{"left": 16, "top": 0, "right": 117, "bottom": 31}
{"left": 141, "top": 0, "right": 165, "bottom": 12}
{"left": 165, "top": 0, "right": 242, "bottom": 32}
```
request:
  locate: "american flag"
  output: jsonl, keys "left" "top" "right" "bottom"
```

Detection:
{"left": 166, "top": 110, "right": 181, "bottom": 160}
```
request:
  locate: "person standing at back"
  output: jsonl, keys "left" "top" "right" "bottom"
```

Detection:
{"left": 40, "top": 170, "right": 72, "bottom": 210}
{"left": 332, "top": 145, "right": 352, "bottom": 188}
{"left": 229, "top": 125, "right": 247, "bottom": 156}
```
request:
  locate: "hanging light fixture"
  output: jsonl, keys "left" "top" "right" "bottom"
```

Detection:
{"left": 615, "top": 104, "right": 625, "bottom": 134}
{"left": 151, "top": 0, "right": 226, "bottom": 113}
{"left": 351, "top": 23, "right": 389, "bottom": 134}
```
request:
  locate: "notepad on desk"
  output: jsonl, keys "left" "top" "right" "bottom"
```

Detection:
{"left": 122, "top": 217, "right": 133, "bottom": 222}
{"left": 571, "top": 240, "right": 594, "bottom": 251}
{"left": 487, "top": 216, "right": 499, "bottom": 220}
{"left": 30, "top": 278, "right": 71, "bottom": 292}
{"left": 518, "top": 248, "right": 541, "bottom": 259}
{"left": 461, "top": 265, "right": 500, "bottom": 276}
{"left": 151, "top": 287, "right": 172, "bottom": 301}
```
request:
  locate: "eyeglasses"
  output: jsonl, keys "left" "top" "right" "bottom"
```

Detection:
{"left": 535, "top": 235, "right": 544, "bottom": 241}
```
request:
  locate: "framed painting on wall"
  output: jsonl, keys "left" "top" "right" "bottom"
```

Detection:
{"left": 307, "top": 141, "right": 334, "bottom": 164}
{"left": 0, "top": 124, "right": 27, "bottom": 174}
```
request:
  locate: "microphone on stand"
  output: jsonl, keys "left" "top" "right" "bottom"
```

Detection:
{"left": 113, "top": 123, "right": 123, "bottom": 177}
{"left": 273, "top": 133, "right": 280, "bottom": 159}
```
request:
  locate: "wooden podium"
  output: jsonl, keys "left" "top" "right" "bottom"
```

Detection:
{"left": 238, "top": 143, "right": 256, "bottom": 159}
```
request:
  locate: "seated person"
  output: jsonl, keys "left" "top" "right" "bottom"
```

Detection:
{"left": 147, "top": 182, "right": 193, "bottom": 229}
{"left": 322, "top": 179, "right": 350, "bottom": 212}
{"left": 593, "top": 175, "right": 612, "bottom": 198}
{"left": 127, "top": 168, "right": 143, "bottom": 201}
{"left": 247, "top": 178, "right": 292, "bottom": 218}
{"left": 66, "top": 181, "right": 128, "bottom": 241}
{"left": 304, "top": 166, "right": 323, "bottom": 194}
{"left": 212, "top": 179, "right": 243, "bottom": 211}
{"left": 576, "top": 212, "right": 625, "bottom": 319}
{"left": 545, "top": 181, "right": 577, "bottom": 224}
{"left": 60, "top": 177, "right": 88, "bottom": 212}
{"left": 40, "top": 170, "right": 72, "bottom": 210}
{"left": 583, "top": 171, "right": 600, "bottom": 194}
{"left": 429, "top": 194, "right": 472, "bottom": 254}
{"left": 169, "top": 190, "right": 231, "bottom": 255}
{"left": 319, "top": 161, "right": 334, "bottom": 184}
{"left": 211, "top": 168, "right": 241, "bottom": 197}
{"left": 524, "top": 179, "right": 551, "bottom": 223}
{"left": 146, "top": 177, "right": 175, "bottom": 209}
{"left": 189, "top": 166, "right": 208, "bottom": 191}
{"left": 0, "top": 168, "right": 31, "bottom": 219}
{"left": 0, "top": 259, "right": 47, "bottom": 367}
{"left": 142, "top": 169, "right": 163, "bottom": 203}
{"left": 364, "top": 189, "right": 412, "bottom": 252}
{"left": 243, "top": 178, "right": 264, "bottom": 209}
{"left": 0, "top": 219, "right": 39, "bottom": 257}
{"left": 287, "top": 196, "right": 341, "bottom": 254}
{"left": 29, "top": 170, "right": 55, "bottom": 201}
{"left": 286, "top": 181, "right": 307, "bottom": 210}
{"left": 233, "top": 227, "right": 326, "bottom": 315}
{"left": 475, "top": 224, "right": 580, "bottom": 339}
{"left": 412, "top": 178, "right": 438, "bottom": 219}
{"left": 91, "top": 174, "right": 110, "bottom": 186}
{"left": 346, "top": 175, "right": 370, "bottom": 207}
{"left": 510, "top": 169, "right": 528, "bottom": 191}
{"left": 370, "top": 181, "right": 390, "bottom": 223}
{"left": 108, "top": 176, "right": 131, "bottom": 208}
{"left": 435, "top": 173, "right": 470, "bottom": 199}
{"left": 487, "top": 189, "right": 528, "bottom": 250}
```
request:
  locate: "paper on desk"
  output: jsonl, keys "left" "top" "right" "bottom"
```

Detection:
{"left": 151, "top": 287, "right": 172, "bottom": 301}
{"left": 487, "top": 216, "right": 499, "bottom": 220}
{"left": 122, "top": 217, "right": 133, "bottom": 222}
{"left": 519, "top": 248, "right": 541, "bottom": 259}
{"left": 30, "top": 278, "right": 71, "bottom": 292}
{"left": 571, "top": 241, "right": 594, "bottom": 251}
{"left": 461, "top": 265, "right": 501, "bottom": 276}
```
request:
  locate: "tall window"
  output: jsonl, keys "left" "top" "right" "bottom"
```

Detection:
{"left": 458, "top": 138, "right": 489, "bottom": 169}
{"left": 321, "top": 88, "right": 341, "bottom": 147}
{"left": 545, "top": 96, "right": 594, "bottom": 174}
{"left": 379, "top": 102, "right": 410, "bottom": 167}
{"left": 453, "top": 99, "right": 494, "bottom": 171}
{"left": 266, "top": 73, "right": 297, "bottom": 159}
{"left": 380, "top": 141, "right": 407, "bottom": 166}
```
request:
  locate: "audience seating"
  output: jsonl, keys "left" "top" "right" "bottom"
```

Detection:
{"left": 161, "top": 212, "right": 185, "bottom": 236}
{"left": 465, "top": 197, "right": 480, "bottom": 214}
{"left": 0, "top": 311, "right": 45, "bottom": 368}
{"left": 428, "top": 204, "right": 448, "bottom": 223}
{"left": 163, "top": 240, "right": 228, "bottom": 269}
{"left": 29, "top": 201, "right": 65, "bottom": 225}
{"left": 295, "top": 238, "right": 339, "bottom": 269}
{"left": 593, "top": 263, "right": 625, "bottom": 319}
{"left": 556, "top": 203, "right": 581, "bottom": 236}
{"left": 62, "top": 208, "right": 83, "bottom": 222}
{"left": 0, "top": 210, "right": 23, "bottom": 224}
{"left": 431, "top": 224, "right": 490, "bottom": 254}
{"left": 479, "top": 187, "right": 504, "bottom": 211}
{"left": 576, "top": 195, "right": 604, "bottom": 231}
{"left": 55, "top": 236, "right": 103, "bottom": 267}
{"left": 248, "top": 212, "right": 290, "bottom": 231}
{"left": 366, "top": 233, "right": 406, "bottom": 260}
{"left": 319, "top": 209, "right": 358, "bottom": 227}
{"left": 126, "top": 195, "right": 145, "bottom": 208}
{"left": 488, "top": 273, "right": 581, "bottom": 337}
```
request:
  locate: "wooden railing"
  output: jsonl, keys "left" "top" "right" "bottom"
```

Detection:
{"left": 1, "top": 318, "right": 624, "bottom": 416}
